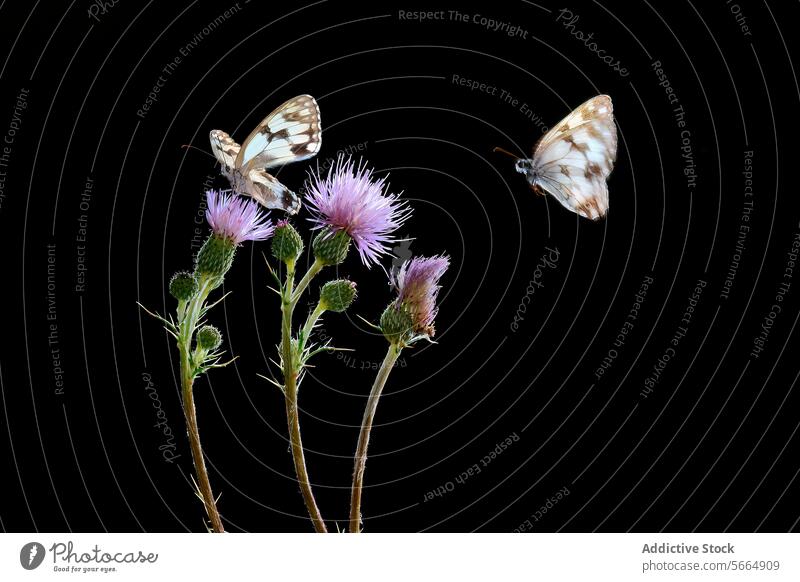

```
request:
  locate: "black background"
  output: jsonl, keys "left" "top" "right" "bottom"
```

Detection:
{"left": 1, "top": 0, "right": 799, "bottom": 533}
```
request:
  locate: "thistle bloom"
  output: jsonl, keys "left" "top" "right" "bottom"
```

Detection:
{"left": 304, "top": 155, "right": 410, "bottom": 267}
{"left": 197, "top": 190, "right": 274, "bottom": 282}
{"left": 205, "top": 190, "right": 274, "bottom": 244}
{"left": 387, "top": 255, "right": 450, "bottom": 339}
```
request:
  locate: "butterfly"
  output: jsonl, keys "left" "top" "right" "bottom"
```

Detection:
{"left": 209, "top": 94, "right": 322, "bottom": 214}
{"left": 496, "top": 95, "right": 617, "bottom": 220}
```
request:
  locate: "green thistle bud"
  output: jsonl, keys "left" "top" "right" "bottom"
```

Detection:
{"left": 271, "top": 221, "right": 303, "bottom": 264}
{"left": 320, "top": 280, "right": 357, "bottom": 313}
{"left": 196, "top": 325, "right": 223, "bottom": 350}
{"left": 196, "top": 234, "right": 236, "bottom": 281}
{"left": 379, "top": 303, "right": 413, "bottom": 344}
{"left": 312, "top": 229, "right": 351, "bottom": 266}
{"left": 169, "top": 271, "right": 198, "bottom": 301}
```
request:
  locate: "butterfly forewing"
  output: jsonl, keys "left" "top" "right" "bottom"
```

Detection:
{"left": 524, "top": 95, "right": 617, "bottom": 220}
{"left": 208, "top": 95, "right": 322, "bottom": 214}
{"left": 209, "top": 130, "right": 240, "bottom": 171}
{"left": 235, "top": 94, "right": 321, "bottom": 171}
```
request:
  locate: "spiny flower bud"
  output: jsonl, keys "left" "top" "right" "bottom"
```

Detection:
{"left": 271, "top": 220, "right": 303, "bottom": 264}
{"left": 312, "top": 229, "right": 351, "bottom": 266}
{"left": 320, "top": 280, "right": 357, "bottom": 313}
{"left": 196, "top": 325, "right": 222, "bottom": 350}
{"left": 169, "top": 271, "right": 198, "bottom": 301}
{"left": 196, "top": 234, "right": 236, "bottom": 281}
{"left": 379, "top": 303, "right": 413, "bottom": 344}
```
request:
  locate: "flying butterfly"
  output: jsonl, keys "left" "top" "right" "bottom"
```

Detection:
{"left": 496, "top": 95, "right": 617, "bottom": 220}
{"left": 209, "top": 94, "right": 322, "bottom": 214}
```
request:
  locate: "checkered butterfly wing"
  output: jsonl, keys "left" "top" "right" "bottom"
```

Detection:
{"left": 528, "top": 95, "right": 617, "bottom": 220}
{"left": 209, "top": 95, "right": 322, "bottom": 214}
{"left": 234, "top": 94, "right": 321, "bottom": 172}
{"left": 209, "top": 129, "right": 240, "bottom": 171}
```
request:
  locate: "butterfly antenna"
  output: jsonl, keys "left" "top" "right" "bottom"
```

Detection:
{"left": 493, "top": 146, "right": 520, "bottom": 161}
{"left": 181, "top": 143, "right": 217, "bottom": 160}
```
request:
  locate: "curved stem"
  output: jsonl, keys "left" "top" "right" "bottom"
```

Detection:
{"left": 349, "top": 343, "right": 402, "bottom": 533}
{"left": 179, "top": 280, "right": 224, "bottom": 533}
{"left": 299, "top": 302, "right": 326, "bottom": 352}
{"left": 281, "top": 261, "right": 328, "bottom": 533}
{"left": 291, "top": 259, "right": 324, "bottom": 306}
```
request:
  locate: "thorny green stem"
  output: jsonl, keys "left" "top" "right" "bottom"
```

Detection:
{"left": 299, "top": 302, "right": 326, "bottom": 352}
{"left": 349, "top": 342, "right": 403, "bottom": 533}
{"left": 178, "top": 277, "right": 224, "bottom": 533}
{"left": 281, "top": 260, "right": 328, "bottom": 533}
{"left": 291, "top": 259, "right": 324, "bottom": 307}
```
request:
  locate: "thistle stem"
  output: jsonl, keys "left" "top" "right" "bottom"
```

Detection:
{"left": 291, "top": 259, "right": 324, "bottom": 306}
{"left": 349, "top": 342, "right": 402, "bottom": 533}
{"left": 281, "top": 260, "right": 328, "bottom": 533}
{"left": 299, "top": 303, "right": 326, "bottom": 352}
{"left": 178, "top": 279, "right": 224, "bottom": 533}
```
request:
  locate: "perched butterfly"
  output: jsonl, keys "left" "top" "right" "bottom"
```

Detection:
{"left": 496, "top": 95, "right": 617, "bottom": 220}
{"left": 210, "top": 94, "right": 322, "bottom": 214}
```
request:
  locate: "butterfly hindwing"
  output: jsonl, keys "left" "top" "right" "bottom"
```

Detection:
{"left": 536, "top": 168, "right": 609, "bottom": 220}
{"left": 243, "top": 168, "right": 302, "bottom": 214}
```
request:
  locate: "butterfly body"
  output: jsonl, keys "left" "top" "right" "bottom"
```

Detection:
{"left": 210, "top": 95, "right": 321, "bottom": 214}
{"left": 507, "top": 95, "right": 617, "bottom": 221}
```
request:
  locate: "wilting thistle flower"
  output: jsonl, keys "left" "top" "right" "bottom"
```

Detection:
{"left": 305, "top": 155, "right": 410, "bottom": 268}
{"left": 196, "top": 190, "right": 274, "bottom": 281}
{"left": 381, "top": 255, "right": 450, "bottom": 343}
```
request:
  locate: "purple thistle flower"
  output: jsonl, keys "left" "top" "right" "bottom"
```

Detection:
{"left": 304, "top": 155, "right": 410, "bottom": 268}
{"left": 205, "top": 190, "right": 274, "bottom": 244}
{"left": 391, "top": 255, "right": 450, "bottom": 336}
